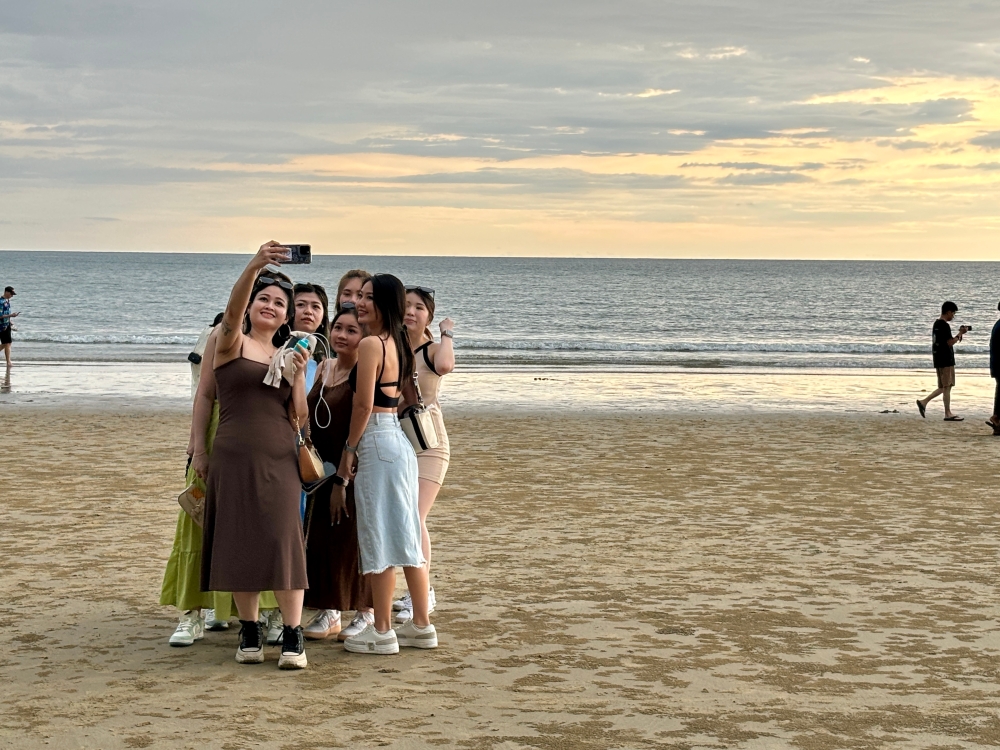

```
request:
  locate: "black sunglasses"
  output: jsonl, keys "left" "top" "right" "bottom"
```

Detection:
{"left": 339, "top": 301, "right": 358, "bottom": 310}
{"left": 257, "top": 276, "right": 293, "bottom": 291}
{"left": 406, "top": 285, "right": 435, "bottom": 298}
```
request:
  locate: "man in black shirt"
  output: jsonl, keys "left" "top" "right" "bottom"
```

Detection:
{"left": 988, "top": 302, "right": 1000, "bottom": 434}
{"left": 917, "top": 300, "right": 968, "bottom": 421}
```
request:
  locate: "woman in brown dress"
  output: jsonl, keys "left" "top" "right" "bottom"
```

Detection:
{"left": 301, "top": 304, "right": 375, "bottom": 640}
{"left": 200, "top": 241, "right": 311, "bottom": 669}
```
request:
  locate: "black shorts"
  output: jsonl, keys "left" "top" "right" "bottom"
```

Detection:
{"left": 0, "top": 327, "right": 10, "bottom": 345}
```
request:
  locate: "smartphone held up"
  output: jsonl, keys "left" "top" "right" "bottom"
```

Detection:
{"left": 282, "top": 244, "right": 312, "bottom": 264}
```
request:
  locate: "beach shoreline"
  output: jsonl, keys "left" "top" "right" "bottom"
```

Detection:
{"left": 2, "top": 361, "right": 997, "bottom": 417}
{"left": 4, "top": 407, "right": 1000, "bottom": 748}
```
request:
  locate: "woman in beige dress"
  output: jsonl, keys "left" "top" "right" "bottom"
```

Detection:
{"left": 393, "top": 285, "right": 454, "bottom": 623}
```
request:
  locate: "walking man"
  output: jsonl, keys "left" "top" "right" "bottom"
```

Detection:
{"left": 0, "top": 286, "right": 18, "bottom": 370}
{"left": 988, "top": 302, "right": 1000, "bottom": 435}
{"left": 917, "top": 300, "right": 968, "bottom": 421}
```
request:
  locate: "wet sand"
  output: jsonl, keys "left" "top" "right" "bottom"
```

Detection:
{"left": 3, "top": 409, "right": 1000, "bottom": 749}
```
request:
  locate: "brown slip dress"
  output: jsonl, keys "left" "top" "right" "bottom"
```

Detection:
{"left": 200, "top": 351, "right": 308, "bottom": 593}
{"left": 302, "top": 371, "right": 374, "bottom": 611}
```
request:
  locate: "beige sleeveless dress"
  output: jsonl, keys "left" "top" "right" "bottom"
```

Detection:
{"left": 412, "top": 340, "right": 450, "bottom": 485}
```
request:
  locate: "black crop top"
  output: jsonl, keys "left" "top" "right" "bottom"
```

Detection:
{"left": 348, "top": 337, "right": 401, "bottom": 407}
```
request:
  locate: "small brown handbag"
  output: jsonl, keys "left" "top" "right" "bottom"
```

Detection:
{"left": 294, "top": 417, "right": 326, "bottom": 483}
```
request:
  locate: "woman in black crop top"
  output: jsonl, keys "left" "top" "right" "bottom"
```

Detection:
{"left": 336, "top": 274, "right": 438, "bottom": 654}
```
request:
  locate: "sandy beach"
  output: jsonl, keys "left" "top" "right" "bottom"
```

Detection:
{"left": 3, "top": 408, "right": 1000, "bottom": 749}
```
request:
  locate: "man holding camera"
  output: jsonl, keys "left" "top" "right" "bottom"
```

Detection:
{"left": 917, "top": 300, "right": 968, "bottom": 421}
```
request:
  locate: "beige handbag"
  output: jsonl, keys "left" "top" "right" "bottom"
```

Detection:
{"left": 177, "top": 483, "right": 206, "bottom": 527}
{"left": 294, "top": 417, "right": 326, "bottom": 483}
{"left": 400, "top": 373, "right": 440, "bottom": 453}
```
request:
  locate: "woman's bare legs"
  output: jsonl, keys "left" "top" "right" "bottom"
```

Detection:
{"left": 233, "top": 592, "right": 260, "bottom": 622}
{"left": 402, "top": 565, "right": 430, "bottom": 627}
{"left": 273, "top": 590, "right": 304, "bottom": 628}
{"left": 372, "top": 568, "right": 430, "bottom": 631}
{"left": 417, "top": 478, "right": 441, "bottom": 570}
{"left": 371, "top": 570, "right": 397, "bottom": 632}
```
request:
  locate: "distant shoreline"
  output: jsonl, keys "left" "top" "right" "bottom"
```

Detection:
{"left": 2, "top": 363, "right": 994, "bottom": 417}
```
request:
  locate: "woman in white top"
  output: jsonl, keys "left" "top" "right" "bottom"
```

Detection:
{"left": 393, "top": 285, "right": 454, "bottom": 623}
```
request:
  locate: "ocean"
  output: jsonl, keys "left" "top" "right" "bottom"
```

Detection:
{"left": 1, "top": 251, "right": 997, "bottom": 412}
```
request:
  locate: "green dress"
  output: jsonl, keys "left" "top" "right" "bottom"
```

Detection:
{"left": 159, "top": 402, "right": 278, "bottom": 618}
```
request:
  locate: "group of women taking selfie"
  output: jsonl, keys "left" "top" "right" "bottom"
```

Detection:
{"left": 159, "top": 242, "right": 455, "bottom": 668}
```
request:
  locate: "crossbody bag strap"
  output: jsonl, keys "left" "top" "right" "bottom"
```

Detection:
{"left": 411, "top": 371, "right": 426, "bottom": 408}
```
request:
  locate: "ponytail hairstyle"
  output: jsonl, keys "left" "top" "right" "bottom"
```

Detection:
{"left": 407, "top": 286, "right": 436, "bottom": 343}
{"left": 243, "top": 270, "right": 294, "bottom": 349}
{"left": 335, "top": 269, "right": 372, "bottom": 313}
{"left": 369, "top": 274, "right": 413, "bottom": 385}
{"left": 292, "top": 282, "right": 331, "bottom": 361}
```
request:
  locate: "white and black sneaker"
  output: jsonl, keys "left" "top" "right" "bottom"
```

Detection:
{"left": 236, "top": 619, "right": 265, "bottom": 664}
{"left": 392, "top": 592, "right": 412, "bottom": 612}
{"left": 169, "top": 610, "right": 205, "bottom": 647}
{"left": 278, "top": 625, "right": 307, "bottom": 670}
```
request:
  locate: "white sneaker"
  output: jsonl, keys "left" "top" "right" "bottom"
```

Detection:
{"left": 394, "top": 620, "right": 438, "bottom": 649}
{"left": 337, "top": 610, "right": 375, "bottom": 642}
{"left": 303, "top": 609, "right": 341, "bottom": 640}
{"left": 344, "top": 623, "right": 399, "bottom": 655}
{"left": 392, "top": 592, "right": 412, "bottom": 612}
{"left": 394, "top": 587, "right": 436, "bottom": 624}
{"left": 262, "top": 610, "right": 284, "bottom": 645}
{"left": 204, "top": 608, "right": 229, "bottom": 631}
{"left": 169, "top": 610, "right": 205, "bottom": 647}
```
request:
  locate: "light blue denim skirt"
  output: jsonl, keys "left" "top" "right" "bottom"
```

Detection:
{"left": 354, "top": 413, "right": 424, "bottom": 575}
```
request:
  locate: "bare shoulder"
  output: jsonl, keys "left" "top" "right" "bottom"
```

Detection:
{"left": 359, "top": 335, "right": 382, "bottom": 353}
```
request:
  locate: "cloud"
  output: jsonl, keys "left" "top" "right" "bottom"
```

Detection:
{"left": 718, "top": 172, "right": 815, "bottom": 185}
{"left": 681, "top": 161, "right": 825, "bottom": 171}
{"left": 1, "top": 1, "right": 1000, "bottom": 256}
{"left": 971, "top": 131, "right": 1000, "bottom": 149}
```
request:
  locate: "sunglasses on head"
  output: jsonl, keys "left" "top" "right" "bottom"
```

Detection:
{"left": 257, "top": 276, "right": 293, "bottom": 291}
{"left": 406, "top": 285, "right": 435, "bottom": 298}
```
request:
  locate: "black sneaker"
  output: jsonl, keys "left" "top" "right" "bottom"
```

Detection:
{"left": 278, "top": 624, "right": 307, "bottom": 669}
{"left": 236, "top": 619, "right": 264, "bottom": 664}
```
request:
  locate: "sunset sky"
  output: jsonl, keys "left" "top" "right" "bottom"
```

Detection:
{"left": 2, "top": 1, "right": 1000, "bottom": 258}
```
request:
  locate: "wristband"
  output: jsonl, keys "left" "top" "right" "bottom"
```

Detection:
{"left": 344, "top": 441, "right": 358, "bottom": 453}
{"left": 331, "top": 474, "right": 349, "bottom": 487}
{"left": 441, "top": 330, "right": 454, "bottom": 339}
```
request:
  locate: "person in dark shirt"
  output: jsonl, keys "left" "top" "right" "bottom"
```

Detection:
{"left": 988, "top": 302, "right": 1000, "bottom": 435}
{"left": 917, "top": 300, "right": 968, "bottom": 421}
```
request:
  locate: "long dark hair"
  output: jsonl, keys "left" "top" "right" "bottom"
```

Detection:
{"left": 243, "top": 270, "right": 294, "bottom": 347}
{"left": 369, "top": 274, "right": 413, "bottom": 385}
{"left": 293, "top": 282, "right": 330, "bottom": 361}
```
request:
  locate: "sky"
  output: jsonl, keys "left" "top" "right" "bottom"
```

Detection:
{"left": 2, "top": 1, "right": 1000, "bottom": 258}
